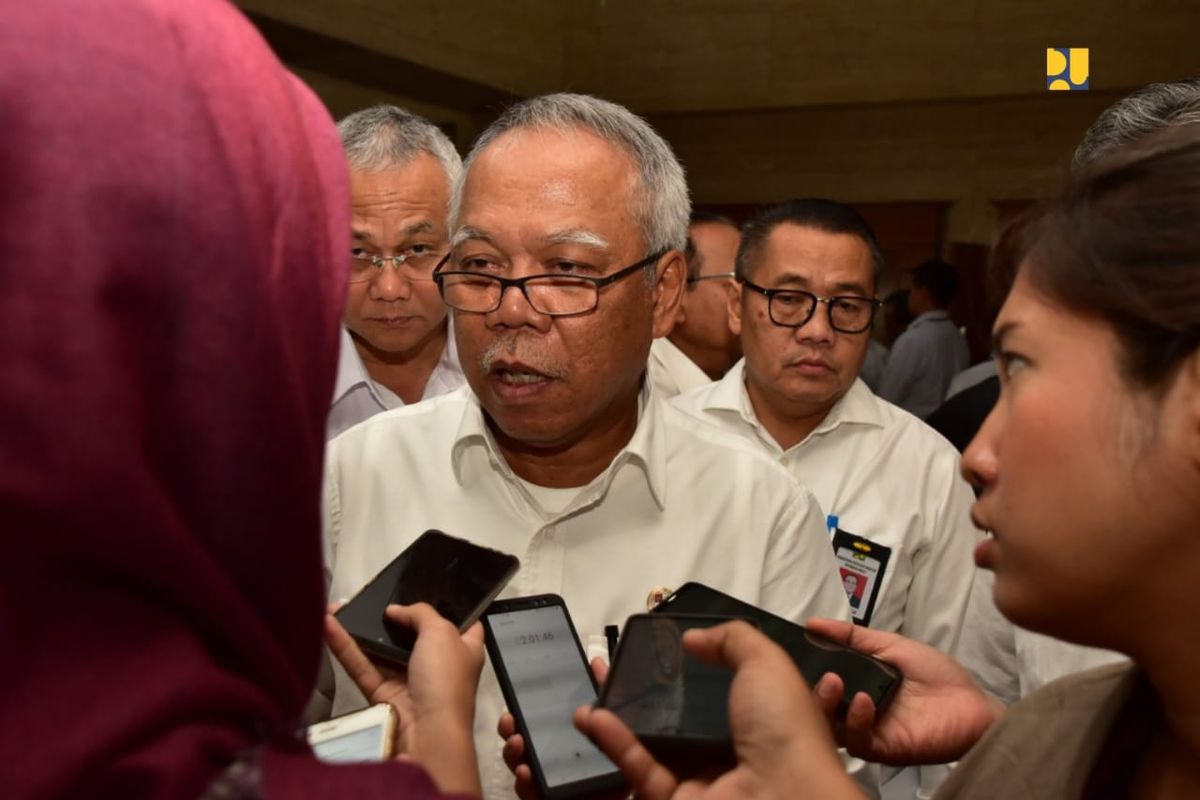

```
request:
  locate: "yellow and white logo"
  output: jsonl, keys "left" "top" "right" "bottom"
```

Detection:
{"left": 1047, "top": 48, "right": 1089, "bottom": 91}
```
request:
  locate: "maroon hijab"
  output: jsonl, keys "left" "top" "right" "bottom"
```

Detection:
{"left": 0, "top": 1, "right": 456, "bottom": 797}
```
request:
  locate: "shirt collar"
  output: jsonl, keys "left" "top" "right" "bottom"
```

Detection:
{"left": 910, "top": 309, "right": 951, "bottom": 328}
{"left": 333, "top": 321, "right": 460, "bottom": 407}
{"left": 331, "top": 327, "right": 379, "bottom": 407}
{"left": 450, "top": 379, "right": 667, "bottom": 511}
{"left": 700, "top": 357, "right": 884, "bottom": 448}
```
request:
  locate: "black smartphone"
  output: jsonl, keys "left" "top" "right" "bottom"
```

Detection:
{"left": 336, "top": 529, "right": 519, "bottom": 666}
{"left": 651, "top": 582, "right": 901, "bottom": 717}
{"left": 482, "top": 595, "right": 627, "bottom": 800}
{"left": 595, "top": 613, "right": 746, "bottom": 764}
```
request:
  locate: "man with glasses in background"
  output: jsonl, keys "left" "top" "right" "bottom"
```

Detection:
{"left": 322, "top": 95, "right": 851, "bottom": 800}
{"left": 652, "top": 211, "right": 744, "bottom": 389}
{"left": 672, "top": 198, "right": 980, "bottom": 800}
{"left": 327, "top": 105, "right": 466, "bottom": 439}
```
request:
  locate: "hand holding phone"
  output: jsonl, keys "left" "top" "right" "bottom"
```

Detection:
{"left": 594, "top": 613, "right": 747, "bottom": 764}
{"left": 483, "top": 595, "right": 627, "bottom": 800}
{"left": 335, "top": 529, "right": 519, "bottom": 666}
{"left": 577, "top": 619, "right": 863, "bottom": 799}
{"left": 325, "top": 602, "right": 486, "bottom": 797}
{"left": 651, "top": 582, "right": 900, "bottom": 718}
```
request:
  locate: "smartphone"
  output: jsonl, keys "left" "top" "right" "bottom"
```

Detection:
{"left": 482, "top": 595, "right": 627, "bottom": 800}
{"left": 336, "top": 529, "right": 520, "bottom": 666}
{"left": 595, "top": 613, "right": 747, "bottom": 763}
{"left": 651, "top": 582, "right": 901, "bottom": 717}
{"left": 307, "top": 704, "right": 396, "bottom": 763}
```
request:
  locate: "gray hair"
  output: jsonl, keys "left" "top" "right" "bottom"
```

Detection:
{"left": 337, "top": 104, "right": 462, "bottom": 188}
{"left": 1073, "top": 77, "right": 1200, "bottom": 170}
{"left": 452, "top": 93, "right": 690, "bottom": 256}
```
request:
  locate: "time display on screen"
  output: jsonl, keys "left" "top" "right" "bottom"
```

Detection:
{"left": 516, "top": 631, "right": 556, "bottom": 645}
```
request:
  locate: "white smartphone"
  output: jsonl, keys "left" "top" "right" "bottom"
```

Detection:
{"left": 306, "top": 704, "right": 397, "bottom": 764}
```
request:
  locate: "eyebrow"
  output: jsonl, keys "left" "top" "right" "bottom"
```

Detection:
{"left": 772, "top": 272, "right": 871, "bottom": 296}
{"left": 992, "top": 320, "right": 1018, "bottom": 352}
{"left": 541, "top": 229, "right": 610, "bottom": 250}
{"left": 352, "top": 220, "right": 437, "bottom": 243}
{"left": 451, "top": 226, "right": 494, "bottom": 248}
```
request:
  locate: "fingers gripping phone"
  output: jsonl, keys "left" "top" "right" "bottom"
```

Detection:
{"left": 595, "top": 613, "right": 745, "bottom": 764}
{"left": 307, "top": 704, "right": 396, "bottom": 763}
{"left": 335, "top": 529, "right": 520, "bottom": 666}
{"left": 482, "top": 595, "right": 627, "bottom": 800}
{"left": 651, "top": 582, "right": 901, "bottom": 717}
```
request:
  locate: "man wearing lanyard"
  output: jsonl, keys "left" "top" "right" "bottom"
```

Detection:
{"left": 672, "top": 198, "right": 980, "bottom": 799}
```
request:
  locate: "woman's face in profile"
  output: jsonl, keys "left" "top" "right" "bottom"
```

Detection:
{"left": 962, "top": 265, "right": 1197, "bottom": 647}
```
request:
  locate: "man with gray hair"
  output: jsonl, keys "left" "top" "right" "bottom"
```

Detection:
{"left": 322, "top": 93, "right": 850, "bottom": 799}
{"left": 327, "top": 104, "right": 466, "bottom": 439}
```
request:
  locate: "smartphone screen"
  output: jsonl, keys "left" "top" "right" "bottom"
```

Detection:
{"left": 310, "top": 725, "right": 388, "bottom": 764}
{"left": 336, "top": 530, "right": 519, "bottom": 665}
{"left": 307, "top": 705, "right": 394, "bottom": 764}
{"left": 385, "top": 531, "right": 519, "bottom": 650}
{"left": 596, "top": 614, "right": 737, "bottom": 756}
{"left": 652, "top": 582, "right": 900, "bottom": 715}
{"left": 486, "top": 603, "right": 620, "bottom": 793}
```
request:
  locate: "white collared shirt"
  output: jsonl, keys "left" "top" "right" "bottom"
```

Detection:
{"left": 672, "top": 360, "right": 980, "bottom": 647}
{"left": 877, "top": 310, "right": 970, "bottom": 418}
{"left": 674, "top": 363, "right": 980, "bottom": 799}
{"left": 324, "top": 383, "right": 850, "bottom": 800}
{"left": 325, "top": 323, "right": 466, "bottom": 439}
{"left": 647, "top": 336, "right": 711, "bottom": 398}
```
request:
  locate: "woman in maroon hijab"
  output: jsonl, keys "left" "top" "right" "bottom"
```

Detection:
{"left": 0, "top": 0, "right": 480, "bottom": 797}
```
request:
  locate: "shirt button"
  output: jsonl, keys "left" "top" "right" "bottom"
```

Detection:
{"left": 542, "top": 525, "right": 555, "bottom": 540}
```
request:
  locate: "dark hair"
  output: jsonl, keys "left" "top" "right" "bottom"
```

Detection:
{"left": 910, "top": 258, "right": 959, "bottom": 308}
{"left": 685, "top": 211, "right": 739, "bottom": 281}
{"left": 734, "top": 198, "right": 884, "bottom": 289}
{"left": 992, "top": 125, "right": 1200, "bottom": 390}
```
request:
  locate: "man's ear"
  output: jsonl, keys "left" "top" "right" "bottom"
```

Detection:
{"left": 726, "top": 278, "right": 743, "bottom": 337}
{"left": 651, "top": 251, "right": 687, "bottom": 338}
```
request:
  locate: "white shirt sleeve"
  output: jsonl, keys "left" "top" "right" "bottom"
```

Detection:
{"left": 759, "top": 485, "right": 854, "bottom": 624}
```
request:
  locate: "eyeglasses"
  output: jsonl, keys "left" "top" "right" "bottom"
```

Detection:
{"left": 740, "top": 277, "right": 882, "bottom": 333}
{"left": 348, "top": 248, "right": 444, "bottom": 284}
{"left": 434, "top": 251, "right": 664, "bottom": 316}
{"left": 687, "top": 271, "right": 736, "bottom": 285}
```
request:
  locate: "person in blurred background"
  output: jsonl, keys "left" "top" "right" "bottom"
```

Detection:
{"left": 877, "top": 259, "right": 969, "bottom": 417}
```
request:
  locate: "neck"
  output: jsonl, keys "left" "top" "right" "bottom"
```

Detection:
{"left": 744, "top": 375, "right": 835, "bottom": 451}
{"left": 668, "top": 333, "right": 736, "bottom": 380}
{"left": 352, "top": 322, "right": 448, "bottom": 405}
{"left": 1134, "top": 619, "right": 1200, "bottom": 766}
{"left": 490, "top": 387, "right": 642, "bottom": 489}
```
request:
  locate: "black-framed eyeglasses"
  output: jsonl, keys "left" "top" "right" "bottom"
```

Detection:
{"left": 348, "top": 248, "right": 444, "bottom": 284}
{"left": 740, "top": 277, "right": 882, "bottom": 333}
{"left": 433, "top": 251, "right": 664, "bottom": 316}
{"left": 687, "top": 271, "right": 736, "bottom": 285}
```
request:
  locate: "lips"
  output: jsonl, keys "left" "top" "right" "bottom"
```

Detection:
{"left": 487, "top": 359, "right": 558, "bottom": 400}
{"left": 785, "top": 356, "right": 833, "bottom": 373}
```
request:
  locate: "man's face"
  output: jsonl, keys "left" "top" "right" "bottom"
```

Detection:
{"left": 733, "top": 223, "right": 875, "bottom": 419}
{"left": 671, "top": 221, "right": 741, "bottom": 373}
{"left": 451, "top": 127, "right": 683, "bottom": 449}
{"left": 343, "top": 154, "right": 450, "bottom": 357}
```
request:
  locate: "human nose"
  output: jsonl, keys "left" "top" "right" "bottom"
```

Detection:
{"left": 369, "top": 261, "right": 412, "bottom": 302}
{"left": 962, "top": 402, "right": 1002, "bottom": 494}
{"left": 487, "top": 281, "right": 552, "bottom": 333}
{"left": 795, "top": 298, "right": 835, "bottom": 343}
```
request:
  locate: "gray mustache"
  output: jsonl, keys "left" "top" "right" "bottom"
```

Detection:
{"left": 480, "top": 336, "right": 569, "bottom": 379}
